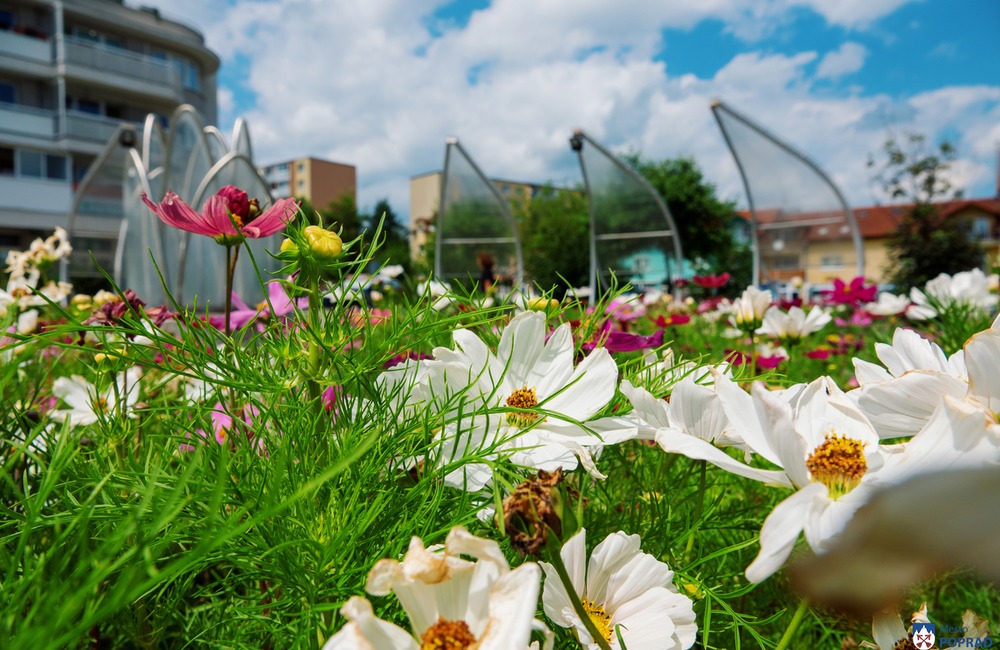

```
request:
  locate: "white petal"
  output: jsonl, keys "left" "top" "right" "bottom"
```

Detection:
{"left": 542, "top": 347, "right": 617, "bottom": 422}
{"left": 497, "top": 311, "right": 547, "bottom": 387}
{"left": 620, "top": 380, "right": 672, "bottom": 431}
{"left": 669, "top": 377, "right": 729, "bottom": 443}
{"left": 853, "top": 358, "right": 893, "bottom": 386}
{"left": 323, "top": 596, "right": 418, "bottom": 650}
{"left": 752, "top": 383, "right": 810, "bottom": 487}
{"left": 654, "top": 428, "right": 793, "bottom": 487}
{"left": 854, "top": 371, "right": 968, "bottom": 439}
{"left": 745, "top": 482, "right": 826, "bottom": 583}
{"left": 715, "top": 373, "right": 781, "bottom": 467}
{"left": 610, "top": 586, "right": 696, "bottom": 650}
{"left": 871, "top": 611, "right": 908, "bottom": 650}
{"left": 586, "top": 532, "right": 641, "bottom": 605}
{"left": 477, "top": 563, "right": 541, "bottom": 650}
{"left": 603, "top": 550, "right": 674, "bottom": 614}
{"left": 965, "top": 327, "right": 1000, "bottom": 415}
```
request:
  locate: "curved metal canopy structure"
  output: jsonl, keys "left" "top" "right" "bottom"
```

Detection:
{"left": 435, "top": 137, "right": 524, "bottom": 286}
{"left": 711, "top": 99, "right": 864, "bottom": 287}
{"left": 570, "top": 130, "right": 685, "bottom": 298}
{"left": 67, "top": 105, "right": 280, "bottom": 307}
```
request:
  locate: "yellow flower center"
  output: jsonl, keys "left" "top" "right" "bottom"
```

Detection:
{"left": 583, "top": 598, "right": 613, "bottom": 643}
{"left": 505, "top": 385, "right": 541, "bottom": 428}
{"left": 420, "top": 618, "right": 477, "bottom": 649}
{"left": 805, "top": 432, "right": 867, "bottom": 499}
{"left": 92, "top": 396, "right": 109, "bottom": 413}
{"left": 893, "top": 638, "right": 917, "bottom": 650}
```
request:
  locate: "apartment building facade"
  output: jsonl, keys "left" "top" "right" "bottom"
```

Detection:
{"left": 0, "top": 0, "right": 219, "bottom": 273}
{"left": 261, "top": 156, "right": 356, "bottom": 209}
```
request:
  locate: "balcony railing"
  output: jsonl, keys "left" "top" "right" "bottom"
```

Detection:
{"left": 0, "top": 29, "right": 52, "bottom": 64}
{"left": 64, "top": 111, "right": 141, "bottom": 144}
{"left": 63, "top": 36, "right": 180, "bottom": 91}
{"left": 0, "top": 102, "right": 55, "bottom": 138}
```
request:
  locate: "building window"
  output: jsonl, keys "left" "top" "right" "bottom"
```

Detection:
{"left": 15, "top": 150, "right": 68, "bottom": 180}
{"left": 771, "top": 255, "right": 800, "bottom": 270}
{"left": 0, "top": 81, "right": 14, "bottom": 104}
{"left": 0, "top": 147, "right": 14, "bottom": 175}
{"left": 820, "top": 255, "right": 843, "bottom": 270}
{"left": 46, "top": 154, "right": 67, "bottom": 180}
{"left": 970, "top": 216, "right": 992, "bottom": 241}
{"left": 18, "top": 150, "right": 42, "bottom": 177}
{"left": 297, "top": 162, "right": 305, "bottom": 172}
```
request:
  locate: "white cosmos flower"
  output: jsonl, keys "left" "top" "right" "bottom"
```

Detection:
{"left": 864, "top": 292, "right": 909, "bottom": 317}
{"left": 912, "top": 268, "right": 999, "bottom": 315}
{"left": 724, "top": 373, "right": 999, "bottom": 583}
{"left": 850, "top": 327, "right": 968, "bottom": 439}
{"left": 418, "top": 278, "right": 454, "bottom": 311}
{"left": 52, "top": 367, "right": 142, "bottom": 427}
{"left": 632, "top": 348, "right": 730, "bottom": 389}
{"left": 728, "top": 286, "right": 772, "bottom": 332}
{"left": 755, "top": 305, "right": 831, "bottom": 342}
{"left": 423, "top": 311, "right": 635, "bottom": 490}
{"left": 540, "top": 528, "right": 697, "bottom": 650}
{"left": 323, "top": 526, "right": 541, "bottom": 650}
{"left": 619, "top": 376, "right": 786, "bottom": 485}
{"left": 714, "top": 376, "right": 887, "bottom": 582}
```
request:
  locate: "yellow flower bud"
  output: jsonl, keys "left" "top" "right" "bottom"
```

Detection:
{"left": 304, "top": 226, "right": 343, "bottom": 260}
{"left": 527, "top": 297, "right": 559, "bottom": 313}
{"left": 280, "top": 238, "right": 298, "bottom": 254}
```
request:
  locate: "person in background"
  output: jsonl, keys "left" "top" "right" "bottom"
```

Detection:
{"left": 476, "top": 251, "right": 496, "bottom": 293}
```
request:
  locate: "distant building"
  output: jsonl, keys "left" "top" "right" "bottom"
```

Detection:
{"left": 408, "top": 170, "right": 542, "bottom": 262}
{"left": 740, "top": 196, "right": 1000, "bottom": 287}
{"left": 0, "top": 0, "right": 219, "bottom": 273}
{"left": 261, "top": 156, "right": 356, "bottom": 209}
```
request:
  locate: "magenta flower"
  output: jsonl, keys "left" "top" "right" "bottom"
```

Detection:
{"left": 822, "top": 276, "right": 877, "bottom": 307}
{"left": 692, "top": 272, "right": 731, "bottom": 289}
{"left": 834, "top": 309, "right": 874, "bottom": 327}
{"left": 142, "top": 186, "right": 299, "bottom": 242}
{"left": 651, "top": 313, "right": 691, "bottom": 327}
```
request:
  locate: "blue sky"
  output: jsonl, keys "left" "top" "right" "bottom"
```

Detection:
{"left": 148, "top": 0, "right": 1000, "bottom": 218}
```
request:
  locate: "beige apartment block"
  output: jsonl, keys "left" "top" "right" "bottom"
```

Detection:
{"left": 261, "top": 156, "right": 356, "bottom": 210}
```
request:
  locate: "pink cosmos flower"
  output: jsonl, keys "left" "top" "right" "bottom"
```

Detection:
{"left": 208, "top": 280, "right": 306, "bottom": 331}
{"left": 142, "top": 186, "right": 299, "bottom": 242}
{"left": 834, "top": 309, "right": 874, "bottom": 327}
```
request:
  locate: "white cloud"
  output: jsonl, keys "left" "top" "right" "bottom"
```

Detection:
{"left": 135, "top": 0, "right": 998, "bottom": 220}
{"left": 816, "top": 42, "right": 868, "bottom": 79}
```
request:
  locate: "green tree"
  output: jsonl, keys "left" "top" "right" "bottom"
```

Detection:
{"left": 365, "top": 198, "right": 412, "bottom": 272}
{"left": 627, "top": 155, "right": 750, "bottom": 291}
{"left": 868, "top": 132, "right": 982, "bottom": 291}
{"left": 515, "top": 185, "right": 590, "bottom": 296}
{"left": 323, "top": 193, "right": 364, "bottom": 244}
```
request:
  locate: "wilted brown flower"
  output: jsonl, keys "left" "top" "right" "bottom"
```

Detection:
{"left": 501, "top": 469, "right": 577, "bottom": 556}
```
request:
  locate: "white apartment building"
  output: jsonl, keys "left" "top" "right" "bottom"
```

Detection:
{"left": 0, "top": 0, "right": 219, "bottom": 285}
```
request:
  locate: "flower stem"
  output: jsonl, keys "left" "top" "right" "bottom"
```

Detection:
{"left": 684, "top": 459, "right": 707, "bottom": 561}
{"left": 543, "top": 533, "right": 612, "bottom": 650}
{"left": 775, "top": 599, "right": 809, "bottom": 650}
{"left": 224, "top": 243, "right": 241, "bottom": 336}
